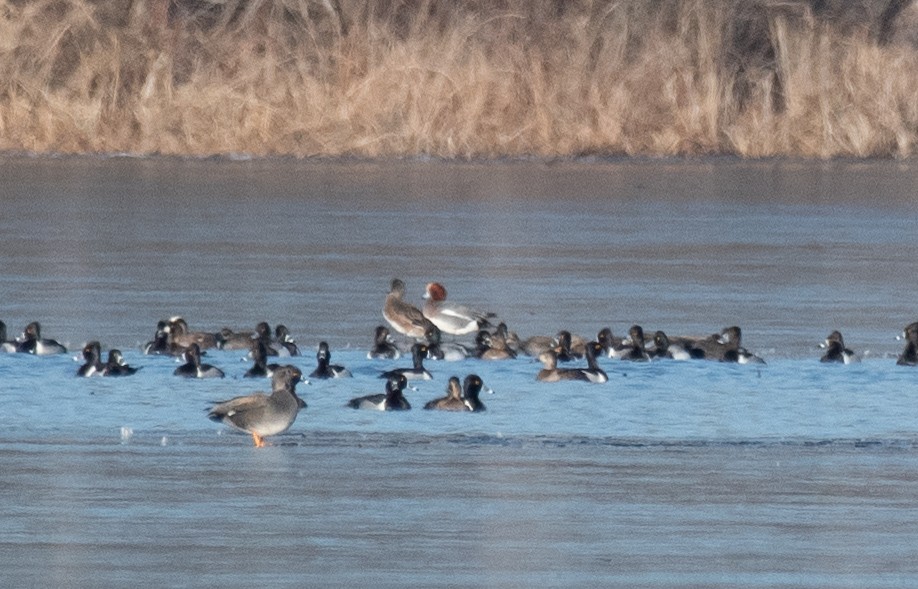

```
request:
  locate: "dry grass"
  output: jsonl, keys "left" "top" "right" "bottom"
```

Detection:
{"left": 1, "top": 0, "right": 917, "bottom": 158}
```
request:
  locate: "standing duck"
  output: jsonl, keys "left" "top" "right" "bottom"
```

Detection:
{"left": 207, "top": 365, "right": 306, "bottom": 447}
{"left": 421, "top": 282, "right": 494, "bottom": 336}
{"left": 383, "top": 279, "right": 435, "bottom": 340}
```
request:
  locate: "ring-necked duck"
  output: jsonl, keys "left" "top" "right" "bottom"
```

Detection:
{"left": 143, "top": 321, "right": 186, "bottom": 356}
{"left": 0, "top": 321, "right": 17, "bottom": 353}
{"left": 596, "top": 327, "right": 624, "bottom": 357}
{"left": 650, "top": 331, "right": 700, "bottom": 361}
{"left": 309, "top": 341, "right": 352, "bottom": 379}
{"left": 244, "top": 340, "right": 281, "bottom": 378}
{"left": 208, "top": 365, "right": 306, "bottom": 447}
{"left": 77, "top": 341, "right": 106, "bottom": 377}
{"left": 421, "top": 282, "right": 494, "bottom": 336}
{"left": 610, "top": 325, "right": 651, "bottom": 362}
{"left": 348, "top": 373, "right": 411, "bottom": 411}
{"left": 17, "top": 322, "right": 67, "bottom": 355}
{"left": 461, "top": 374, "right": 488, "bottom": 412}
{"left": 174, "top": 343, "right": 225, "bottom": 378}
{"left": 819, "top": 330, "right": 859, "bottom": 364}
{"left": 383, "top": 279, "right": 435, "bottom": 339}
{"left": 580, "top": 341, "right": 609, "bottom": 383}
{"left": 252, "top": 322, "right": 291, "bottom": 358}
{"left": 103, "top": 349, "right": 140, "bottom": 376}
{"left": 897, "top": 322, "right": 918, "bottom": 366}
{"left": 423, "top": 376, "right": 466, "bottom": 411}
{"left": 424, "top": 324, "right": 471, "bottom": 361}
{"left": 554, "top": 330, "right": 585, "bottom": 362}
{"left": 273, "top": 325, "right": 300, "bottom": 356}
{"left": 380, "top": 343, "right": 432, "bottom": 381}
{"left": 368, "top": 325, "right": 401, "bottom": 360}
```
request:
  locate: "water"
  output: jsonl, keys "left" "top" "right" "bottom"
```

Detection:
{"left": 2, "top": 156, "right": 918, "bottom": 587}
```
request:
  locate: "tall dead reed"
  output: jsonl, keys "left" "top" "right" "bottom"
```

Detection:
{"left": 0, "top": 0, "right": 916, "bottom": 158}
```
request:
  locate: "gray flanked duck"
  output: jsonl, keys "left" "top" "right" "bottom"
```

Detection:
{"left": 309, "top": 341, "right": 352, "bottom": 379}
{"left": 368, "top": 325, "right": 401, "bottom": 360}
{"left": 380, "top": 343, "right": 432, "bottom": 381}
{"left": 208, "top": 365, "right": 307, "bottom": 447}
{"left": 174, "top": 343, "right": 225, "bottom": 378}
{"left": 77, "top": 341, "right": 106, "bottom": 377}
{"left": 820, "top": 330, "right": 859, "bottom": 364}
{"left": 348, "top": 373, "right": 411, "bottom": 411}
{"left": 17, "top": 322, "right": 67, "bottom": 355}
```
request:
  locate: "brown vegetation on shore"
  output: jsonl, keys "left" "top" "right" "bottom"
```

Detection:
{"left": 1, "top": 0, "right": 917, "bottom": 158}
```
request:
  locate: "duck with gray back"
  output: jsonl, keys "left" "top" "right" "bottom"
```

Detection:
{"left": 208, "top": 365, "right": 306, "bottom": 447}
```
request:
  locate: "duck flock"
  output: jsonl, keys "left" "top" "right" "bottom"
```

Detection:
{"left": 4, "top": 278, "right": 918, "bottom": 446}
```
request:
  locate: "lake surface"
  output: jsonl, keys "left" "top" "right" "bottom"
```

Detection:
{"left": 2, "top": 156, "right": 918, "bottom": 587}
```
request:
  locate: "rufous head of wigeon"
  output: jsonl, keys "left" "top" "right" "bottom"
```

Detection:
{"left": 424, "top": 282, "right": 448, "bottom": 302}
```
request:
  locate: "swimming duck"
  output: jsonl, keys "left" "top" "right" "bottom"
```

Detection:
{"left": 554, "top": 330, "right": 584, "bottom": 362}
{"left": 207, "top": 365, "right": 306, "bottom": 447}
{"left": 174, "top": 343, "right": 225, "bottom": 378}
{"left": 580, "top": 341, "right": 609, "bottom": 383}
{"left": 244, "top": 340, "right": 281, "bottom": 378}
{"left": 819, "top": 330, "right": 859, "bottom": 364}
{"left": 143, "top": 320, "right": 185, "bottom": 356}
{"left": 475, "top": 329, "right": 517, "bottom": 360}
{"left": 77, "top": 341, "right": 106, "bottom": 377}
{"left": 421, "top": 282, "right": 494, "bottom": 336}
{"left": 0, "top": 321, "right": 17, "bottom": 353}
{"left": 273, "top": 324, "right": 300, "bottom": 356}
{"left": 17, "top": 322, "right": 67, "bottom": 355}
{"left": 167, "top": 317, "right": 217, "bottom": 350}
{"left": 383, "top": 279, "right": 435, "bottom": 339}
{"left": 252, "top": 322, "right": 291, "bottom": 357}
{"left": 610, "top": 325, "right": 650, "bottom": 362}
{"left": 423, "top": 376, "right": 466, "bottom": 411}
{"left": 649, "top": 331, "right": 700, "bottom": 361}
{"left": 461, "top": 374, "right": 488, "bottom": 412}
{"left": 596, "top": 327, "right": 624, "bottom": 357}
{"left": 309, "top": 341, "right": 352, "bottom": 379}
{"left": 424, "top": 324, "right": 471, "bottom": 361}
{"left": 103, "top": 349, "right": 140, "bottom": 376}
{"left": 897, "top": 322, "right": 918, "bottom": 366}
{"left": 536, "top": 350, "right": 591, "bottom": 382}
{"left": 517, "top": 333, "right": 555, "bottom": 357}
{"left": 380, "top": 343, "right": 432, "bottom": 381}
{"left": 368, "top": 325, "right": 401, "bottom": 360}
{"left": 215, "top": 327, "right": 256, "bottom": 351}
{"left": 348, "top": 373, "right": 411, "bottom": 411}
